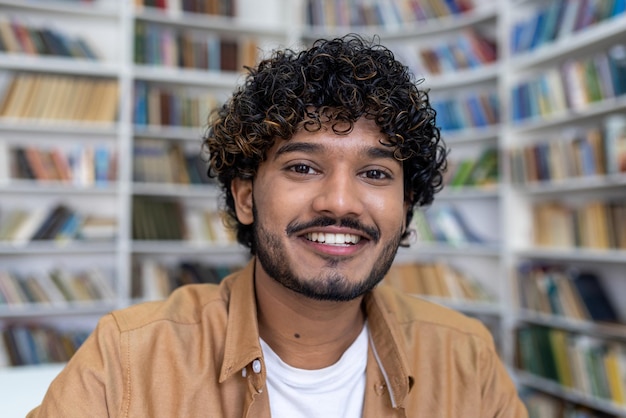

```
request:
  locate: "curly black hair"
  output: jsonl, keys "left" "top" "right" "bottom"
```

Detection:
{"left": 203, "top": 34, "right": 447, "bottom": 253}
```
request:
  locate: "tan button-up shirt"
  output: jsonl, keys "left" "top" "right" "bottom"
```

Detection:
{"left": 28, "top": 259, "right": 528, "bottom": 417}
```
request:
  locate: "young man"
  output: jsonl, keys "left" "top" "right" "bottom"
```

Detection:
{"left": 28, "top": 35, "right": 528, "bottom": 417}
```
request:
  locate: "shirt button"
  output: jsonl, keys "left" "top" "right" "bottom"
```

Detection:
{"left": 252, "top": 359, "right": 262, "bottom": 374}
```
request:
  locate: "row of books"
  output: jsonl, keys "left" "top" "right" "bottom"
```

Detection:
{"left": 384, "top": 261, "right": 495, "bottom": 302}
{"left": 516, "top": 325, "right": 626, "bottom": 406}
{"left": 0, "top": 17, "right": 99, "bottom": 60}
{"left": 1, "top": 325, "right": 90, "bottom": 366}
{"left": 393, "top": 28, "right": 497, "bottom": 77}
{"left": 6, "top": 145, "right": 117, "bottom": 185}
{"left": 305, "top": 0, "right": 475, "bottom": 28}
{"left": 432, "top": 90, "right": 500, "bottom": 131}
{"left": 0, "top": 205, "right": 117, "bottom": 244}
{"left": 135, "top": 0, "right": 236, "bottom": 16}
{"left": 516, "top": 263, "right": 621, "bottom": 324}
{"left": 510, "top": 0, "right": 626, "bottom": 54}
{"left": 444, "top": 147, "right": 498, "bottom": 188}
{"left": 0, "top": 73, "right": 119, "bottom": 123}
{"left": 132, "top": 196, "right": 235, "bottom": 243}
{"left": 412, "top": 205, "right": 489, "bottom": 246}
{"left": 133, "top": 138, "right": 212, "bottom": 185}
{"left": 0, "top": 267, "right": 115, "bottom": 307}
{"left": 134, "top": 21, "right": 257, "bottom": 72}
{"left": 521, "top": 389, "right": 617, "bottom": 418}
{"left": 133, "top": 81, "right": 217, "bottom": 127}
{"left": 509, "top": 115, "right": 626, "bottom": 185}
{"left": 511, "top": 44, "right": 626, "bottom": 122}
{"left": 132, "top": 259, "right": 241, "bottom": 300}
{"left": 532, "top": 200, "right": 626, "bottom": 250}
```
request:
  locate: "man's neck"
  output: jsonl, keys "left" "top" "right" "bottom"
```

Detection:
{"left": 254, "top": 262, "right": 366, "bottom": 370}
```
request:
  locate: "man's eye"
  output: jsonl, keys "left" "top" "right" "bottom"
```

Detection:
{"left": 365, "top": 169, "right": 390, "bottom": 180}
{"left": 290, "top": 164, "right": 314, "bottom": 174}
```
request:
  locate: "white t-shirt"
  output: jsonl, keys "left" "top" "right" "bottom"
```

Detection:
{"left": 259, "top": 323, "right": 368, "bottom": 418}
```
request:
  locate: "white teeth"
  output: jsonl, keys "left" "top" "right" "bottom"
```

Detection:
{"left": 306, "top": 232, "right": 360, "bottom": 245}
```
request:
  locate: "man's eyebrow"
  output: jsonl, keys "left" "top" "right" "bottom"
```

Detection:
{"left": 366, "top": 146, "right": 397, "bottom": 161}
{"left": 274, "top": 142, "right": 323, "bottom": 159}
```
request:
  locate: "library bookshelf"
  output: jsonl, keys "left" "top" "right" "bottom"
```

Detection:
{"left": 0, "top": 0, "right": 293, "bottom": 369}
{"left": 499, "top": 0, "right": 626, "bottom": 416}
{"left": 1, "top": 0, "right": 625, "bottom": 416}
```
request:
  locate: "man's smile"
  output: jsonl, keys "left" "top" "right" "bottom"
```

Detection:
{"left": 305, "top": 232, "right": 361, "bottom": 245}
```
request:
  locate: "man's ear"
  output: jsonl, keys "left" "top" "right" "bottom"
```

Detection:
{"left": 231, "top": 177, "right": 254, "bottom": 225}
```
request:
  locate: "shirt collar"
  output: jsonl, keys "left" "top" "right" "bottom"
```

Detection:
{"left": 364, "top": 287, "right": 414, "bottom": 408}
{"left": 219, "top": 259, "right": 263, "bottom": 383}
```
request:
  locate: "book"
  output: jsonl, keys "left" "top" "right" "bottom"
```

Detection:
{"left": 31, "top": 205, "right": 73, "bottom": 240}
{"left": 570, "top": 271, "right": 620, "bottom": 323}
{"left": 608, "top": 44, "right": 626, "bottom": 96}
{"left": 10, "top": 208, "right": 49, "bottom": 244}
{"left": 604, "top": 113, "right": 626, "bottom": 174}
{"left": 603, "top": 342, "right": 626, "bottom": 404}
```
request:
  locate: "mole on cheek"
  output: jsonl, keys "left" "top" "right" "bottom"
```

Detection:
{"left": 294, "top": 333, "right": 300, "bottom": 339}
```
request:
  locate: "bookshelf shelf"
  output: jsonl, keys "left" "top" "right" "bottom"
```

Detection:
{"left": 131, "top": 242, "right": 248, "bottom": 262}
{"left": 132, "top": 65, "right": 242, "bottom": 87}
{"left": 422, "top": 63, "right": 500, "bottom": 90}
{"left": 0, "top": 0, "right": 119, "bottom": 17}
{"left": 515, "top": 370, "right": 626, "bottom": 417}
{"left": 443, "top": 125, "right": 500, "bottom": 145}
{"left": 0, "top": 241, "right": 116, "bottom": 255}
{"left": 131, "top": 183, "right": 218, "bottom": 198}
{"left": 133, "top": 7, "right": 285, "bottom": 36}
{"left": 0, "top": 53, "right": 120, "bottom": 76}
{"left": 0, "top": 181, "right": 119, "bottom": 195}
{"left": 438, "top": 186, "right": 500, "bottom": 200}
{"left": 302, "top": 4, "right": 498, "bottom": 40}
{"left": 0, "top": 303, "right": 117, "bottom": 319}
{"left": 517, "top": 310, "right": 626, "bottom": 341}
{"left": 514, "top": 248, "right": 626, "bottom": 265}
{"left": 133, "top": 125, "right": 204, "bottom": 141}
{"left": 513, "top": 174, "right": 626, "bottom": 195}
{"left": 398, "top": 243, "right": 502, "bottom": 259}
{"left": 0, "top": 120, "right": 119, "bottom": 136}
{"left": 418, "top": 296, "right": 502, "bottom": 316}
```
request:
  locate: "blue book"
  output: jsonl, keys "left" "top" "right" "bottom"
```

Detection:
{"left": 133, "top": 81, "right": 148, "bottom": 125}
{"left": 529, "top": 8, "right": 548, "bottom": 49}
{"left": 612, "top": 0, "right": 626, "bottom": 15}
{"left": 607, "top": 44, "right": 626, "bottom": 96}
{"left": 94, "top": 147, "right": 110, "bottom": 184}
{"left": 466, "top": 95, "right": 487, "bottom": 127}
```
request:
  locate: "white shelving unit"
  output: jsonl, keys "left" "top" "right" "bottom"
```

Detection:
{"left": 498, "top": 0, "right": 626, "bottom": 415}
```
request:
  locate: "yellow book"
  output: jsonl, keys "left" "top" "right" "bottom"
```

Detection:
{"left": 548, "top": 329, "right": 574, "bottom": 388}
{"left": 604, "top": 343, "right": 626, "bottom": 405}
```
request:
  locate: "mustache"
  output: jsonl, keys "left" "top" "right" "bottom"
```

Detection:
{"left": 285, "top": 217, "right": 380, "bottom": 242}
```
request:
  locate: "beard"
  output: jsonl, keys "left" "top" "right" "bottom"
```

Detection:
{"left": 252, "top": 204, "right": 403, "bottom": 302}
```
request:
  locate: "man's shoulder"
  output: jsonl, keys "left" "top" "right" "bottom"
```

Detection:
{"left": 110, "top": 275, "right": 236, "bottom": 333}
{"left": 371, "top": 284, "right": 492, "bottom": 341}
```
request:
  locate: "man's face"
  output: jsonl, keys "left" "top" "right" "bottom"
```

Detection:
{"left": 232, "top": 118, "right": 407, "bottom": 301}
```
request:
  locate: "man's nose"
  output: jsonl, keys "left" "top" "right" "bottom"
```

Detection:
{"left": 311, "top": 171, "right": 364, "bottom": 218}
